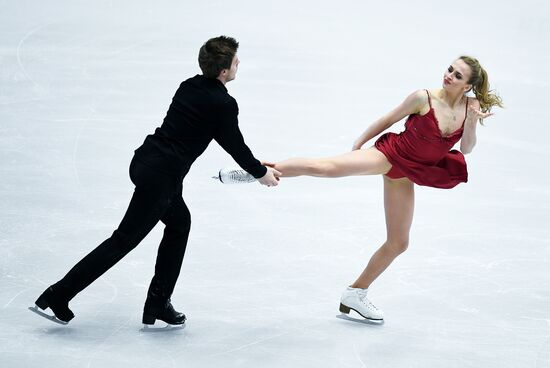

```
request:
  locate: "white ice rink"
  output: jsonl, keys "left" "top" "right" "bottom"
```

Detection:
{"left": 1, "top": 1, "right": 549, "bottom": 367}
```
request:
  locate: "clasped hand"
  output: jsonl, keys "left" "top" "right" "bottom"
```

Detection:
{"left": 258, "top": 164, "right": 281, "bottom": 187}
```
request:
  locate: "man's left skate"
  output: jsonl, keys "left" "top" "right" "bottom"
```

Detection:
{"left": 28, "top": 305, "right": 69, "bottom": 325}
{"left": 29, "top": 286, "right": 74, "bottom": 325}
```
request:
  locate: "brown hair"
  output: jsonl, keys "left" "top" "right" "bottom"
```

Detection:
{"left": 198, "top": 36, "right": 239, "bottom": 79}
{"left": 459, "top": 56, "right": 503, "bottom": 123}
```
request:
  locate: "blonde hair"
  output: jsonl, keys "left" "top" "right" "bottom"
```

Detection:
{"left": 459, "top": 56, "right": 503, "bottom": 123}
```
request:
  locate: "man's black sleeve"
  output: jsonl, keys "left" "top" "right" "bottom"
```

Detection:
{"left": 213, "top": 98, "right": 267, "bottom": 178}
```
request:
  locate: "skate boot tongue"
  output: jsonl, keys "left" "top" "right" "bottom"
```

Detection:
{"left": 357, "top": 288, "right": 369, "bottom": 299}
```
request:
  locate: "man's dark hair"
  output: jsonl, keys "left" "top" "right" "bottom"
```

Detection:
{"left": 198, "top": 36, "right": 239, "bottom": 79}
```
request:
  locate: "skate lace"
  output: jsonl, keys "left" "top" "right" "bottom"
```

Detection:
{"left": 229, "top": 169, "right": 254, "bottom": 183}
{"left": 358, "top": 291, "right": 379, "bottom": 311}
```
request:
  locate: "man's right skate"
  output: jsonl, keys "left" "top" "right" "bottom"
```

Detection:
{"left": 141, "top": 297, "right": 186, "bottom": 331}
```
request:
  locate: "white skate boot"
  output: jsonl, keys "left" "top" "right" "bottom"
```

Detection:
{"left": 339, "top": 287, "right": 384, "bottom": 321}
{"left": 213, "top": 167, "right": 256, "bottom": 184}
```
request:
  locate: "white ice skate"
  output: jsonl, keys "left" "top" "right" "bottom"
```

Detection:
{"left": 213, "top": 167, "right": 256, "bottom": 184}
{"left": 339, "top": 287, "right": 384, "bottom": 321}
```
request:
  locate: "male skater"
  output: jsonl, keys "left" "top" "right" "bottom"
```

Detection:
{"left": 31, "top": 36, "right": 281, "bottom": 326}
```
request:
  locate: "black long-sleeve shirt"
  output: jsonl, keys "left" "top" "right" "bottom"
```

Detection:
{"left": 134, "top": 75, "right": 267, "bottom": 179}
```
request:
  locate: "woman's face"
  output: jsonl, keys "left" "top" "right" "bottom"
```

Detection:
{"left": 443, "top": 59, "right": 472, "bottom": 93}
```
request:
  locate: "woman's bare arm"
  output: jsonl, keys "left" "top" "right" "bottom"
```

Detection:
{"left": 353, "top": 90, "right": 428, "bottom": 150}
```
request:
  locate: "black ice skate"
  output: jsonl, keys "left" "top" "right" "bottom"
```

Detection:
{"left": 142, "top": 298, "right": 186, "bottom": 328}
{"left": 29, "top": 286, "right": 74, "bottom": 325}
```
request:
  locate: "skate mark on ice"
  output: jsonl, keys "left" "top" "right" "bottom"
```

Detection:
{"left": 71, "top": 106, "right": 95, "bottom": 187}
{"left": 353, "top": 341, "right": 368, "bottom": 368}
{"left": 102, "top": 39, "right": 154, "bottom": 59}
{"left": 210, "top": 330, "right": 293, "bottom": 357}
{"left": 84, "top": 317, "right": 132, "bottom": 368}
{"left": 17, "top": 24, "right": 50, "bottom": 91}
{"left": 3, "top": 288, "right": 28, "bottom": 309}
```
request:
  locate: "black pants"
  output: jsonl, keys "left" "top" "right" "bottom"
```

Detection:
{"left": 53, "top": 156, "right": 191, "bottom": 303}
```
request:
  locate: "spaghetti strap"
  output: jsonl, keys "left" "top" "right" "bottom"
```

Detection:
{"left": 462, "top": 97, "right": 468, "bottom": 124}
{"left": 425, "top": 89, "right": 432, "bottom": 108}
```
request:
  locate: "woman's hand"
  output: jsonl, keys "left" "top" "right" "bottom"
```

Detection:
{"left": 468, "top": 105, "right": 494, "bottom": 121}
{"left": 351, "top": 140, "right": 364, "bottom": 151}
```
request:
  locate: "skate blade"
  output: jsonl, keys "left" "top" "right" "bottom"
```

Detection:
{"left": 337, "top": 305, "right": 384, "bottom": 325}
{"left": 336, "top": 313, "right": 384, "bottom": 325}
{"left": 139, "top": 323, "right": 185, "bottom": 333}
{"left": 28, "top": 305, "right": 69, "bottom": 325}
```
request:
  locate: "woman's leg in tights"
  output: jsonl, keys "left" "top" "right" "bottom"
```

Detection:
{"left": 352, "top": 175, "right": 415, "bottom": 289}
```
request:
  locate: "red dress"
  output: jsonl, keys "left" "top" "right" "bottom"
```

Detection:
{"left": 375, "top": 90, "right": 468, "bottom": 189}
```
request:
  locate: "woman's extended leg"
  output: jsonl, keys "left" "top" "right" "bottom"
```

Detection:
{"left": 272, "top": 147, "right": 392, "bottom": 177}
{"left": 352, "top": 175, "right": 415, "bottom": 288}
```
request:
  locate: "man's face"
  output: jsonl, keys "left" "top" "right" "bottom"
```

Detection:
{"left": 225, "top": 55, "right": 239, "bottom": 82}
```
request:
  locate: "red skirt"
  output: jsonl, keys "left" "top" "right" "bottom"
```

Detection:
{"left": 375, "top": 132, "right": 468, "bottom": 189}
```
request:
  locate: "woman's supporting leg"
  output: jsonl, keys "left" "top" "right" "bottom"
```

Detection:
{"left": 272, "top": 147, "right": 392, "bottom": 177}
{"left": 351, "top": 175, "right": 415, "bottom": 289}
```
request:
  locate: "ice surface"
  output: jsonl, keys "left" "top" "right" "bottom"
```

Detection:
{"left": 1, "top": 1, "right": 549, "bottom": 367}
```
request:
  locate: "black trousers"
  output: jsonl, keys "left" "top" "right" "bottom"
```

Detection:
{"left": 53, "top": 156, "right": 191, "bottom": 303}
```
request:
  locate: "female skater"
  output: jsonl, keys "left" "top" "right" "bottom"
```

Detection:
{"left": 265, "top": 56, "right": 503, "bottom": 320}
